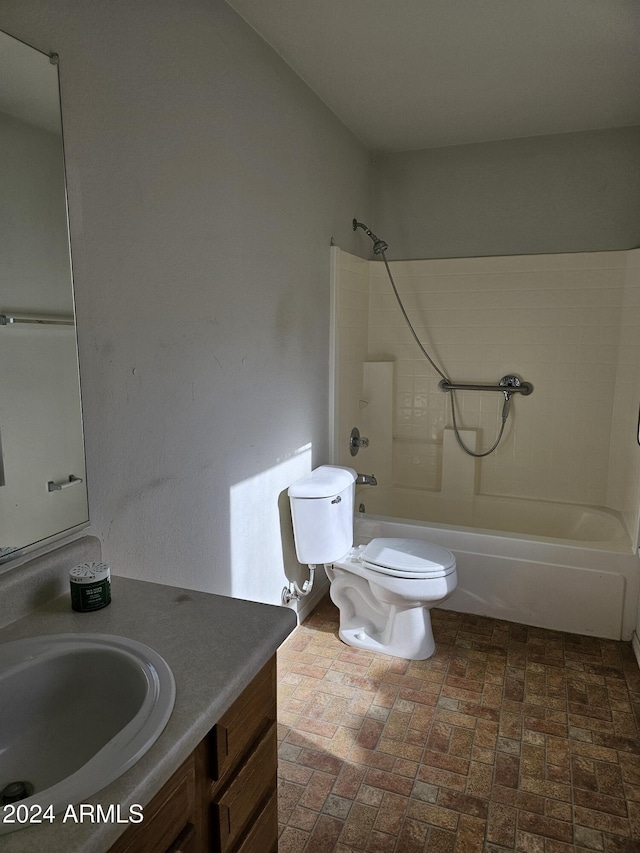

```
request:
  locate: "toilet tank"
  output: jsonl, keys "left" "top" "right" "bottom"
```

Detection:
{"left": 288, "top": 465, "right": 357, "bottom": 564}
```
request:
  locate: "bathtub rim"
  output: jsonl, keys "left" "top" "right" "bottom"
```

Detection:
{"left": 354, "top": 504, "right": 635, "bottom": 556}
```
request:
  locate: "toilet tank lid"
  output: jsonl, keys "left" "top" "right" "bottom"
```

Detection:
{"left": 288, "top": 465, "right": 357, "bottom": 498}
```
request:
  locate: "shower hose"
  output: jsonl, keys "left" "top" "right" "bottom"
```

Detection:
{"left": 380, "top": 252, "right": 507, "bottom": 458}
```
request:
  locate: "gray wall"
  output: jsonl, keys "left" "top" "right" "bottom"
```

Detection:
{"left": 0, "top": 0, "right": 371, "bottom": 602}
{"left": 373, "top": 126, "right": 640, "bottom": 259}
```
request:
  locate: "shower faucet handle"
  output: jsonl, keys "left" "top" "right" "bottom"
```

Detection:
{"left": 349, "top": 427, "right": 369, "bottom": 456}
{"left": 499, "top": 375, "right": 522, "bottom": 391}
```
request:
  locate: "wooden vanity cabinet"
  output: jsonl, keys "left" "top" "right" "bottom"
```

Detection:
{"left": 108, "top": 655, "right": 278, "bottom": 853}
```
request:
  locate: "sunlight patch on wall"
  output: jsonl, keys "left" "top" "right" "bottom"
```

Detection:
{"left": 229, "top": 443, "right": 312, "bottom": 604}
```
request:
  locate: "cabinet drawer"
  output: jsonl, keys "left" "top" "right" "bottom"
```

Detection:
{"left": 213, "top": 722, "right": 277, "bottom": 853}
{"left": 212, "top": 656, "right": 276, "bottom": 780}
{"left": 234, "top": 789, "right": 277, "bottom": 853}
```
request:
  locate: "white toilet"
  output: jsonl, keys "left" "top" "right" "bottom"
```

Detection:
{"left": 288, "top": 465, "right": 457, "bottom": 660}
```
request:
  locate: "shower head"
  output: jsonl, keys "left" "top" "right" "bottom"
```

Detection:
{"left": 352, "top": 219, "right": 388, "bottom": 255}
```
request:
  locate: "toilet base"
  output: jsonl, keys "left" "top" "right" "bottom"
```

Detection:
{"left": 337, "top": 604, "right": 436, "bottom": 660}
{"left": 325, "top": 550, "right": 456, "bottom": 661}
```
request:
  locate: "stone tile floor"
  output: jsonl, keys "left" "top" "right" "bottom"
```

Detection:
{"left": 276, "top": 596, "right": 640, "bottom": 852}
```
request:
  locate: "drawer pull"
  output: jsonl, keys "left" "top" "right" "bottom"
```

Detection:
{"left": 219, "top": 803, "right": 231, "bottom": 835}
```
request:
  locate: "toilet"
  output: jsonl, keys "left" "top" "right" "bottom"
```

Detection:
{"left": 288, "top": 465, "right": 457, "bottom": 660}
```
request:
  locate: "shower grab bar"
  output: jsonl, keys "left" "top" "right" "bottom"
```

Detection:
{"left": 439, "top": 378, "right": 534, "bottom": 395}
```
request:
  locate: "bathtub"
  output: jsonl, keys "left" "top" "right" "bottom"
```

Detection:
{"left": 354, "top": 486, "right": 640, "bottom": 641}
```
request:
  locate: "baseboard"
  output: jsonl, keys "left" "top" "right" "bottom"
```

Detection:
{"left": 632, "top": 631, "right": 640, "bottom": 669}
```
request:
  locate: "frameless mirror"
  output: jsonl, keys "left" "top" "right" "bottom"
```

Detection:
{"left": 0, "top": 29, "right": 88, "bottom": 564}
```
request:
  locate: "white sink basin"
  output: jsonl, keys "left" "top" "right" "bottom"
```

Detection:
{"left": 0, "top": 633, "right": 175, "bottom": 834}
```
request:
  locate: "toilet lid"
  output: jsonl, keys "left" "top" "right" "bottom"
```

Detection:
{"left": 362, "top": 538, "right": 456, "bottom": 578}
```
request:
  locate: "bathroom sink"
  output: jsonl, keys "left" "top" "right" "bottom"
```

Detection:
{"left": 0, "top": 633, "right": 175, "bottom": 834}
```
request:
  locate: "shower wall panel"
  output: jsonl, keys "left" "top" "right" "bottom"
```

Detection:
{"left": 366, "top": 251, "right": 628, "bottom": 506}
{"left": 334, "top": 248, "right": 640, "bottom": 531}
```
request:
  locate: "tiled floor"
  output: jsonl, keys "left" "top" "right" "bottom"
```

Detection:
{"left": 276, "top": 596, "right": 640, "bottom": 852}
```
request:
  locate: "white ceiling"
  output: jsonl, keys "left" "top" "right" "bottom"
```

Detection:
{"left": 225, "top": 0, "right": 640, "bottom": 152}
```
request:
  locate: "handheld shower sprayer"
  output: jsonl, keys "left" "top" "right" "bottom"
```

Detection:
{"left": 501, "top": 393, "right": 512, "bottom": 423}
{"left": 353, "top": 219, "right": 388, "bottom": 255}
{"left": 499, "top": 375, "right": 523, "bottom": 422}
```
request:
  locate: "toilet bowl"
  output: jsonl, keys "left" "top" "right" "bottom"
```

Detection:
{"left": 327, "top": 537, "right": 457, "bottom": 659}
{"left": 288, "top": 466, "right": 457, "bottom": 660}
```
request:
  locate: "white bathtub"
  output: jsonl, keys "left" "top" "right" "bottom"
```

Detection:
{"left": 354, "top": 486, "right": 640, "bottom": 641}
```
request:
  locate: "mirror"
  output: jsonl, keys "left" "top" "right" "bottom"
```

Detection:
{"left": 0, "top": 29, "right": 88, "bottom": 564}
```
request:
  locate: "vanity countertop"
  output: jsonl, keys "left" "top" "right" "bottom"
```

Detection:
{"left": 0, "top": 574, "right": 297, "bottom": 853}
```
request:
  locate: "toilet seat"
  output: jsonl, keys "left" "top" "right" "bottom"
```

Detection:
{"left": 361, "top": 538, "right": 456, "bottom": 579}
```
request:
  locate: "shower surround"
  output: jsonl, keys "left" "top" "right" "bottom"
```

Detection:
{"left": 330, "top": 246, "right": 640, "bottom": 640}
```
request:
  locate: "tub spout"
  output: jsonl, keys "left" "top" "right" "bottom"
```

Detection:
{"left": 356, "top": 473, "right": 377, "bottom": 486}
